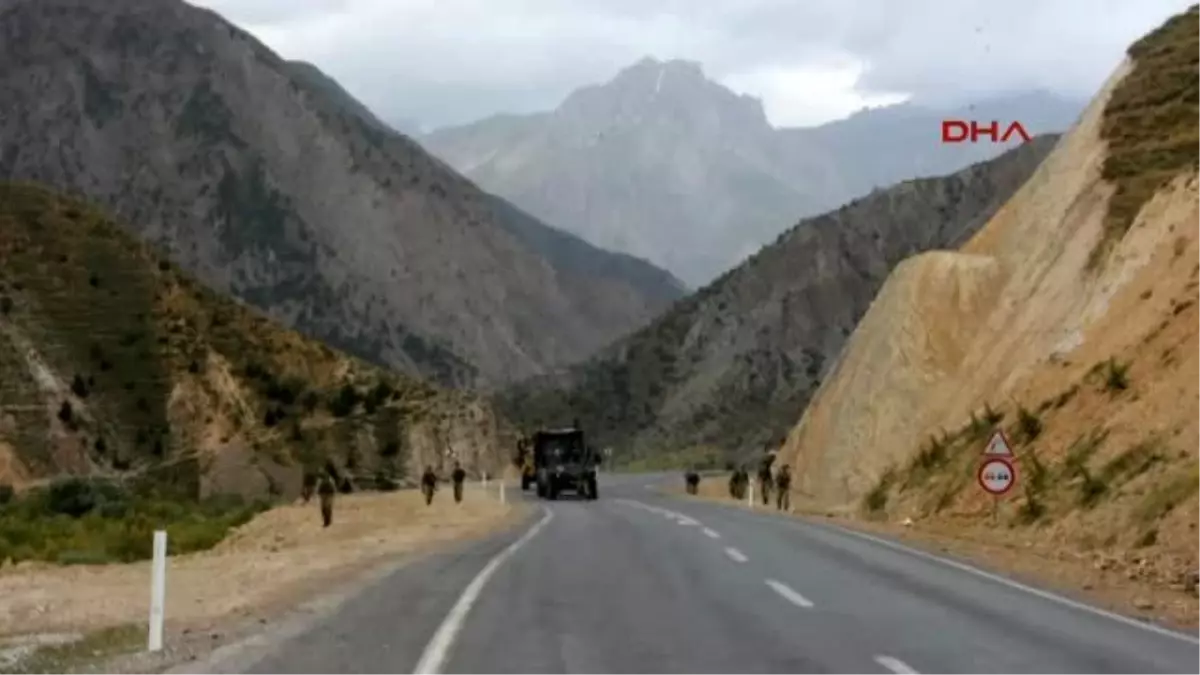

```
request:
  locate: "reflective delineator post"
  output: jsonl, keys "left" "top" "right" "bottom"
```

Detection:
{"left": 748, "top": 483, "right": 754, "bottom": 510}
{"left": 500, "top": 480, "right": 506, "bottom": 505}
{"left": 148, "top": 530, "right": 167, "bottom": 652}
{"left": 482, "top": 471, "right": 489, "bottom": 491}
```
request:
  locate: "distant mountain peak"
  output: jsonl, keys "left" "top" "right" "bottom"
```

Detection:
{"left": 556, "top": 55, "right": 770, "bottom": 136}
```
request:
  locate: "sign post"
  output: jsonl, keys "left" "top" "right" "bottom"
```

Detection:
{"left": 978, "top": 430, "right": 1016, "bottom": 522}
{"left": 147, "top": 530, "right": 167, "bottom": 652}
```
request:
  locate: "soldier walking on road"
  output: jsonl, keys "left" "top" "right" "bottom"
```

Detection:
{"left": 317, "top": 474, "right": 336, "bottom": 527}
{"left": 421, "top": 465, "right": 438, "bottom": 506}
{"left": 775, "top": 465, "right": 792, "bottom": 511}
{"left": 451, "top": 461, "right": 467, "bottom": 503}
{"left": 757, "top": 463, "right": 773, "bottom": 506}
{"left": 685, "top": 470, "right": 700, "bottom": 495}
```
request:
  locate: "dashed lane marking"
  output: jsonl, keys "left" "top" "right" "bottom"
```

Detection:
{"left": 724, "top": 547, "right": 748, "bottom": 563}
{"left": 874, "top": 655, "right": 919, "bottom": 674}
{"left": 764, "top": 579, "right": 814, "bottom": 608}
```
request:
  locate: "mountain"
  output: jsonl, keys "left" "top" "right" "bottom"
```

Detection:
{"left": 0, "top": 182, "right": 512, "bottom": 497}
{"left": 422, "top": 57, "right": 1084, "bottom": 287}
{"left": 284, "top": 60, "right": 397, "bottom": 136}
{"left": 497, "top": 136, "right": 1057, "bottom": 465}
{"left": 780, "top": 6, "right": 1197, "bottom": 590}
{"left": 0, "top": 0, "right": 685, "bottom": 388}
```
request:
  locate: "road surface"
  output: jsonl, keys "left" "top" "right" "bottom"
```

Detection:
{"left": 203, "top": 474, "right": 1200, "bottom": 674}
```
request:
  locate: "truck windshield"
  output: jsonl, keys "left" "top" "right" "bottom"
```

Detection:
{"left": 538, "top": 434, "right": 583, "bottom": 461}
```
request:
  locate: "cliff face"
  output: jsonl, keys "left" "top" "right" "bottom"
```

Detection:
{"left": 499, "top": 138, "right": 1055, "bottom": 464}
{"left": 780, "top": 6, "right": 1197, "bottom": 591}
{"left": 0, "top": 0, "right": 684, "bottom": 388}
{"left": 0, "top": 182, "right": 513, "bottom": 498}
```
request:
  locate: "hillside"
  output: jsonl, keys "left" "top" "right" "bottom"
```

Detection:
{"left": 422, "top": 57, "right": 1083, "bottom": 286}
{"left": 498, "top": 136, "right": 1056, "bottom": 464}
{"left": 0, "top": 0, "right": 685, "bottom": 388}
{"left": 781, "top": 6, "right": 1198, "bottom": 593}
{"left": 0, "top": 182, "right": 512, "bottom": 497}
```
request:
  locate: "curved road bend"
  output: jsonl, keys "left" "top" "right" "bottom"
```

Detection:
{"left": 203, "top": 473, "right": 1199, "bottom": 674}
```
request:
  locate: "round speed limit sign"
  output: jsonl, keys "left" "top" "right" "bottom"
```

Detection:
{"left": 978, "top": 458, "right": 1015, "bottom": 495}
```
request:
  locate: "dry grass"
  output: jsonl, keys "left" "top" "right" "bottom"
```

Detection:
{"left": 0, "top": 487, "right": 520, "bottom": 639}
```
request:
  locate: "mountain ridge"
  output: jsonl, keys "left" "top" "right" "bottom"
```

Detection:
{"left": 422, "top": 57, "right": 1085, "bottom": 286}
{"left": 0, "top": 0, "right": 684, "bottom": 388}
{"left": 497, "top": 135, "right": 1058, "bottom": 463}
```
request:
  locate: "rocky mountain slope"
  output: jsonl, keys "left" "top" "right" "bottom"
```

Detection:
{"left": 0, "top": 0, "right": 685, "bottom": 388}
{"left": 780, "top": 5, "right": 1197, "bottom": 595}
{"left": 422, "top": 58, "right": 1083, "bottom": 286}
{"left": 498, "top": 136, "right": 1056, "bottom": 464}
{"left": 0, "top": 182, "right": 512, "bottom": 497}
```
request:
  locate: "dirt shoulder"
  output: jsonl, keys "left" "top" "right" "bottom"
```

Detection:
{"left": 0, "top": 484, "right": 525, "bottom": 673}
{"left": 668, "top": 478, "right": 1199, "bottom": 631}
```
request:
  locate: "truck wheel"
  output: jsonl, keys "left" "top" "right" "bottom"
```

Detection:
{"left": 536, "top": 481, "right": 546, "bottom": 498}
{"left": 521, "top": 476, "right": 531, "bottom": 491}
{"left": 587, "top": 477, "right": 599, "bottom": 500}
{"left": 547, "top": 481, "right": 558, "bottom": 501}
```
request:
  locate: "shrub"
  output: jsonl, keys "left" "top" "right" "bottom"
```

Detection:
{"left": 57, "top": 400, "right": 76, "bottom": 427}
{"left": 71, "top": 373, "right": 90, "bottom": 398}
{"left": 328, "top": 384, "right": 360, "bottom": 417}
{"left": 1103, "top": 358, "right": 1130, "bottom": 393}
{"left": 0, "top": 295, "right": 12, "bottom": 315}
{"left": 0, "top": 483, "right": 13, "bottom": 506}
{"left": 862, "top": 468, "right": 895, "bottom": 514}
{"left": 1015, "top": 486, "right": 1046, "bottom": 524}
{"left": 1015, "top": 406, "right": 1043, "bottom": 444}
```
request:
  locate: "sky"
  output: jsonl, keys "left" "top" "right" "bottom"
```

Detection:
{"left": 191, "top": 0, "right": 1195, "bottom": 131}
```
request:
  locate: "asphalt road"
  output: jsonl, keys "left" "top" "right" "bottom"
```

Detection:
{"left": 219, "top": 474, "right": 1199, "bottom": 674}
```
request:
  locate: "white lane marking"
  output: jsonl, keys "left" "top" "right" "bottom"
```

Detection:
{"left": 413, "top": 507, "right": 554, "bottom": 674}
{"left": 676, "top": 516, "right": 699, "bottom": 526}
{"left": 874, "top": 655, "right": 918, "bottom": 674}
{"left": 822, "top": 522, "right": 1200, "bottom": 645}
{"left": 724, "top": 547, "right": 748, "bottom": 563}
{"left": 765, "top": 579, "right": 814, "bottom": 608}
{"left": 702, "top": 527, "right": 720, "bottom": 539}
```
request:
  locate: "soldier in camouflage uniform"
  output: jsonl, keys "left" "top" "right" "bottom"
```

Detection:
{"left": 317, "top": 474, "right": 336, "bottom": 527}
{"left": 775, "top": 464, "right": 792, "bottom": 511}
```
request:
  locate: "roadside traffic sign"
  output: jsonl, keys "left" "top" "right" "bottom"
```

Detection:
{"left": 978, "top": 457, "right": 1015, "bottom": 495}
{"left": 983, "top": 429, "right": 1014, "bottom": 457}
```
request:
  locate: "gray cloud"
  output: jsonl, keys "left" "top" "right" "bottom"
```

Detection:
{"left": 190, "top": 0, "right": 1194, "bottom": 129}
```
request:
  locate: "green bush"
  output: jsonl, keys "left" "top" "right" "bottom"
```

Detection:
{"left": 0, "top": 481, "right": 269, "bottom": 565}
{"left": 1103, "top": 358, "right": 1130, "bottom": 393}
{"left": 1015, "top": 406, "right": 1043, "bottom": 444}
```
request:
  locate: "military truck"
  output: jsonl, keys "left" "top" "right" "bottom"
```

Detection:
{"left": 531, "top": 424, "right": 598, "bottom": 500}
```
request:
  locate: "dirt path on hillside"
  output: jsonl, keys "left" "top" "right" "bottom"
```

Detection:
{"left": 0, "top": 485, "right": 523, "bottom": 672}
{"left": 672, "top": 478, "right": 1198, "bottom": 630}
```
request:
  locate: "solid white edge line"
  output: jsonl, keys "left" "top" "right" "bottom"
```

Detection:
{"left": 764, "top": 579, "right": 814, "bottom": 608}
{"left": 702, "top": 527, "right": 720, "bottom": 539}
{"left": 874, "top": 655, "right": 919, "bottom": 674}
{"left": 724, "top": 547, "right": 748, "bottom": 563}
{"left": 412, "top": 507, "right": 554, "bottom": 674}
{"left": 823, "top": 522, "right": 1200, "bottom": 645}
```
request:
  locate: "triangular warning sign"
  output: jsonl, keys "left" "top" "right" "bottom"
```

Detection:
{"left": 983, "top": 430, "right": 1014, "bottom": 457}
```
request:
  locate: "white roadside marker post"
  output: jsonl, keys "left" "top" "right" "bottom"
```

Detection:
{"left": 482, "top": 471, "right": 489, "bottom": 491}
{"left": 500, "top": 480, "right": 506, "bottom": 505}
{"left": 748, "top": 482, "right": 754, "bottom": 510}
{"left": 148, "top": 530, "right": 167, "bottom": 652}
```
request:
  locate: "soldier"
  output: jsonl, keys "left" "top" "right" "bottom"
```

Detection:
{"left": 421, "top": 465, "right": 438, "bottom": 506}
{"left": 757, "top": 461, "right": 773, "bottom": 506}
{"left": 317, "top": 474, "right": 336, "bottom": 527}
{"left": 451, "top": 461, "right": 467, "bottom": 503}
{"left": 685, "top": 470, "right": 700, "bottom": 495}
{"left": 728, "top": 470, "right": 740, "bottom": 499}
{"left": 775, "top": 464, "right": 792, "bottom": 511}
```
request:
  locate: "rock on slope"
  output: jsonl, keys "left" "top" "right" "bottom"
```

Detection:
{"left": 781, "top": 6, "right": 1197, "bottom": 579}
{"left": 0, "top": 183, "right": 511, "bottom": 497}
{"left": 0, "top": 0, "right": 684, "bottom": 388}
{"left": 499, "top": 137, "right": 1056, "bottom": 464}
{"left": 423, "top": 57, "right": 1082, "bottom": 286}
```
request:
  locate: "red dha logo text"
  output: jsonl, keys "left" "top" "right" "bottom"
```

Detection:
{"left": 941, "top": 120, "right": 1031, "bottom": 144}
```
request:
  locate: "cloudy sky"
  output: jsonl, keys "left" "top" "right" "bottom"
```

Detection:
{"left": 191, "top": 0, "right": 1193, "bottom": 131}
